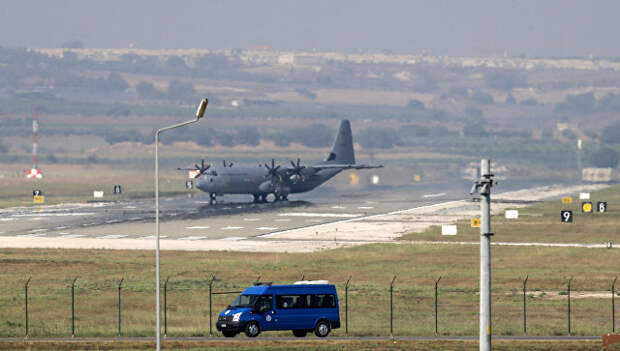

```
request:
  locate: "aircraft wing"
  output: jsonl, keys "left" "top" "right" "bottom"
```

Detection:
{"left": 310, "top": 164, "right": 384, "bottom": 170}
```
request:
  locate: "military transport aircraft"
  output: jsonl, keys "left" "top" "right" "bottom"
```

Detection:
{"left": 180, "top": 120, "right": 382, "bottom": 204}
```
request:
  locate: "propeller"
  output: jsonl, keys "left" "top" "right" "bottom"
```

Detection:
{"left": 193, "top": 159, "right": 210, "bottom": 178}
{"left": 264, "top": 159, "right": 282, "bottom": 183}
{"left": 288, "top": 158, "right": 306, "bottom": 183}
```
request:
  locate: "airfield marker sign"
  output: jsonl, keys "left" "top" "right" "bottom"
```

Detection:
{"left": 598, "top": 201, "right": 608, "bottom": 213}
{"left": 505, "top": 210, "right": 519, "bottom": 219}
{"left": 582, "top": 202, "right": 593, "bottom": 213}
{"left": 114, "top": 185, "right": 122, "bottom": 195}
{"left": 562, "top": 197, "right": 573, "bottom": 204}
{"left": 185, "top": 180, "right": 193, "bottom": 190}
{"left": 93, "top": 191, "right": 104, "bottom": 199}
{"left": 441, "top": 224, "right": 457, "bottom": 235}
{"left": 32, "top": 190, "right": 44, "bottom": 204}
{"left": 471, "top": 218, "right": 481, "bottom": 228}
{"left": 561, "top": 210, "right": 573, "bottom": 223}
{"left": 580, "top": 192, "right": 590, "bottom": 200}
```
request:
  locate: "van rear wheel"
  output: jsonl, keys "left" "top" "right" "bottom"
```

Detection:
{"left": 245, "top": 321, "right": 261, "bottom": 337}
{"left": 292, "top": 329, "right": 307, "bottom": 337}
{"left": 314, "top": 320, "right": 330, "bottom": 337}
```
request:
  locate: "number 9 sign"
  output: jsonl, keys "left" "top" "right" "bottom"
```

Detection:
{"left": 561, "top": 210, "right": 573, "bottom": 223}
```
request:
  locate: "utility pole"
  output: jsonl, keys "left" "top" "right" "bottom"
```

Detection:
{"left": 471, "top": 159, "right": 495, "bottom": 351}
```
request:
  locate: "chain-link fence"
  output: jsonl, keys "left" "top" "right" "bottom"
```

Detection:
{"left": 1, "top": 274, "right": 617, "bottom": 338}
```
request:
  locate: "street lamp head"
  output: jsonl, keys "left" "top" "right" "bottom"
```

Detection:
{"left": 196, "top": 98, "right": 208, "bottom": 119}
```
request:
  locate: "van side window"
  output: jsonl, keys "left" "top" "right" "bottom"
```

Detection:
{"left": 255, "top": 295, "right": 273, "bottom": 313}
{"left": 309, "top": 294, "right": 336, "bottom": 308}
{"left": 276, "top": 295, "right": 307, "bottom": 309}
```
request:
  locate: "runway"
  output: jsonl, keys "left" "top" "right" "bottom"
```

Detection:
{"left": 0, "top": 182, "right": 468, "bottom": 244}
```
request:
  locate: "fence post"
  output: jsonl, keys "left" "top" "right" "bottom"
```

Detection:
{"left": 208, "top": 274, "right": 215, "bottom": 337}
{"left": 164, "top": 276, "right": 169, "bottom": 338}
{"left": 567, "top": 277, "right": 572, "bottom": 336}
{"left": 523, "top": 275, "right": 528, "bottom": 335}
{"left": 25, "top": 277, "right": 31, "bottom": 338}
{"left": 118, "top": 278, "right": 124, "bottom": 337}
{"left": 613, "top": 276, "right": 617, "bottom": 333}
{"left": 435, "top": 276, "right": 441, "bottom": 335}
{"left": 71, "top": 277, "right": 78, "bottom": 337}
{"left": 300, "top": 272, "right": 305, "bottom": 281}
{"left": 345, "top": 276, "right": 351, "bottom": 336}
{"left": 390, "top": 275, "right": 397, "bottom": 338}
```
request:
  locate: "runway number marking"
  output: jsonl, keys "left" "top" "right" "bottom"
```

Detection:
{"left": 561, "top": 210, "right": 573, "bottom": 223}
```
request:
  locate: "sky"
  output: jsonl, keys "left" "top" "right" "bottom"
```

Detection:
{"left": 1, "top": 0, "right": 618, "bottom": 57}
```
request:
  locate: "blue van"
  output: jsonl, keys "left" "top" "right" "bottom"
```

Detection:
{"left": 216, "top": 281, "right": 340, "bottom": 337}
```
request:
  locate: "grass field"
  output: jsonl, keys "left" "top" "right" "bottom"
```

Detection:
{"left": 0, "top": 339, "right": 615, "bottom": 351}
{"left": 401, "top": 184, "right": 620, "bottom": 244}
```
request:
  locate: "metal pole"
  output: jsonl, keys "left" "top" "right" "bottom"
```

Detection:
{"left": 568, "top": 277, "right": 572, "bottom": 336}
{"left": 345, "top": 276, "right": 351, "bottom": 336}
{"left": 613, "top": 277, "right": 617, "bottom": 333}
{"left": 164, "top": 277, "right": 169, "bottom": 338}
{"left": 209, "top": 274, "right": 215, "bottom": 337}
{"left": 25, "top": 277, "right": 31, "bottom": 338}
{"left": 435, "top": 276, "right": 441, "bottom": 335}
{"left": 523, "top": 275, "right": 528, "bottom": 335}
{"left": 390, "top": 275, "right": 396, "bottom": 338}
{"left": 479, "top": 159, "right": 494, "bottom": 351}
{"left": 71, "top": 277, "right": 78, "bottom": 337}
{"left": 118, "top": 278, "right": 124, "bottom": 337}
{"left": 155, "top": 99, "right": 207, "bottom": 351}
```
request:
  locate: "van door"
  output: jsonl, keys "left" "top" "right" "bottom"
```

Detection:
{"left": 252, "top": 294, "right": 277, "bottom": 331}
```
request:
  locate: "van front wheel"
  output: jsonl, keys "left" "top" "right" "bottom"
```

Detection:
{"left": 292, "top": 329, "right": 307, "bottom": 337}
{"left": 245, "top": 321, "right": 261, "bottom": 337}
{"left": 314, "top": 320, "right": 330, "bottom": 337}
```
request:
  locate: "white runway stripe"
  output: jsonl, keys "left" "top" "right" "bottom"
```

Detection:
{"left": 186, "top": 226, "right": 210, "bottom": 229}
{"left": 219, "top": 237, "right": 247, "bottom": 241}
{"left": 13, "top": 212, "right": 95, "bottom": 217}
{"left": 222, "top": 226, "right": 244, "bottom": 230}
{"left": 17, "top": 233, "right": 47, "bottom": 237}
{"left": 0, "top": 218, "right": 15, "bottom": 221}
{"left": 98, "top": 234, "right": 128, "bottom": 239}
{"left": 54, "top": 226, "right": 69, "bottom": 230}
{"left": 243, "top": 218, "right": 261, "bottom": 221}
{"left": 29, "top": 228, "right": 48, "bottom": 233}
{"left": 358, "top": 206, "right": 374, "bottom": 209}
{"left": 279, "top": 212, "right": 361, "bottom": 218}
{"left": 423, "top": 193, "right": 446, "bottom": 198}
{"left": 139, "top": 235, "right": 168, "bottom": 239}
{"left": 58, "top": 234, "right": 87, "bottom": 238}
{"left": 105, "top": 220, "right": 121, "bottom": 224}
{"left": 179, "top": 236, "right": 207, "bottom": 240}
{"left": 331, "top": 206, "right": 347, "bottom": 209}
{"left": 275, "top": 219, "right": 291, "bottom": 222}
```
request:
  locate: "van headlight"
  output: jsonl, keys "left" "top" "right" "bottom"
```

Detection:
{"left": 232, "top": 312, "right": 242, "bottom": 322}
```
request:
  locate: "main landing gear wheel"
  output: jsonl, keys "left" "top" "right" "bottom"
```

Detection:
{"left": 265, "top": 193, "right": 278, "bottom": 203}
{"left": 245, "top": 321, "right": 261, "bottom": 337}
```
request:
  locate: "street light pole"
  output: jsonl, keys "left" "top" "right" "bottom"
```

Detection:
{"left": 155, "top": 98, "right": 207, "bottom": 351}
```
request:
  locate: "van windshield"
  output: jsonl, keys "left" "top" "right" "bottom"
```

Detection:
{"left": 230, "top": 294, "right": 258, "bottom": 308}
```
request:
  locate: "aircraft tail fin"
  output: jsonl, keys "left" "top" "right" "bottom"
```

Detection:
{"left": 324, "top": 120, "right": 355, "bottom": 165}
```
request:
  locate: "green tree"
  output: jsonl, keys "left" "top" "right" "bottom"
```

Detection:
{"left": 601, "top": 120, "right": 620, "bottom": 144}
{"left": 590, "top": 147, "right": 618, "bottom": 168}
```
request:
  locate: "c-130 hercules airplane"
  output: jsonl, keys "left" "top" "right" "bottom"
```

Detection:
{"left": 180, "top": 120, "right": 382, "bottom": 204}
